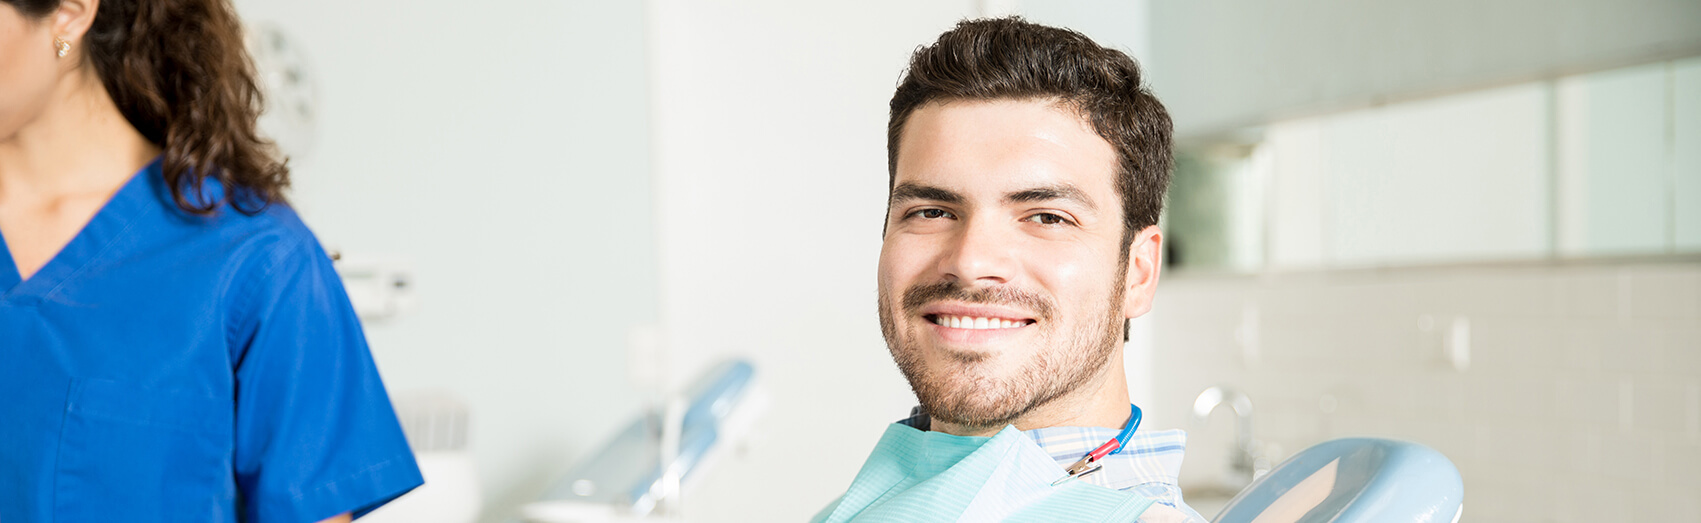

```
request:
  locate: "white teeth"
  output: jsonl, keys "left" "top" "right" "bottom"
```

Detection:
{"left": 933, "top": 315, "right": 1026, "bottom": 330}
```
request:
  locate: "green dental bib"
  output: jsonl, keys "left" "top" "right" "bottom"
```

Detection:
{"left": 813, "top": 423, "right": 1154, "bottom": 522}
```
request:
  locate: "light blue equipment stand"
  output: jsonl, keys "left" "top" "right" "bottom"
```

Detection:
{"left": 1213, "top": 438, "right": 1464, "bottom": 523}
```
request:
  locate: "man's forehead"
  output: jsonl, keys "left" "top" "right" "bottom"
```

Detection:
{"left": 892, "top": 99, "right": 1119, "bottom": 205}
{"left": 903, "top": 98, "right": 1099, "bottom": 148}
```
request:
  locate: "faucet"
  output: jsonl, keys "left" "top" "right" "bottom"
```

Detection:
{"left": 1192, "top": 386, "right": 1271, "bottom": 484}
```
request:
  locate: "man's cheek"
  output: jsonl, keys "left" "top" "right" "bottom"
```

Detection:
{"left": 1038, "top": 251, "right": 1091, "bottom": 281}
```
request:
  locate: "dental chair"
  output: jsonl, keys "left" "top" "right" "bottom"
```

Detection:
{"left": 524, "top": 363, "right": 1461, "bottom": 523}
{"left": 522, "top": 359, "right": 764, "bottom": 523}
{"left": 1211, "top": 438, "right": 1464, "bottom": 523}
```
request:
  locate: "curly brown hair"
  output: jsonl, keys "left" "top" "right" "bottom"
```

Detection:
{"left": 7, "top": 0, "right": 288, "bottom": 215}
{"left": 889, "top": 17, "right": 1173, "bottom": 244}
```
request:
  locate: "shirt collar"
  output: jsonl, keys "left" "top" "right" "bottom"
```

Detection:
{"left": 898, "top": 406, "right": 1188, "bottom": 491}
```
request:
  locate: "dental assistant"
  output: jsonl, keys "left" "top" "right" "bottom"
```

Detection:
{"left": 0, "top": 1, "right": 422, "bottom": 522}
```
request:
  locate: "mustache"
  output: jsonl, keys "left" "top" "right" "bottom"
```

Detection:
{"left": 901, "top": 281, "right": 1055, "bottom": 320}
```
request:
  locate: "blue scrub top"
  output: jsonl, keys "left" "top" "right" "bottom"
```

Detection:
{"left": 0, "top": 159, "right": 424, "bottom": 522}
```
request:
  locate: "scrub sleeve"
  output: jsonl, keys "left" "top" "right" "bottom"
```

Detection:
{"left": 229, "top": 235, "right": 424, "bottom": 522}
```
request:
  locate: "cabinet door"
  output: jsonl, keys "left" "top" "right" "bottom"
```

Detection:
{"left": 1676, "top": 58, "right": 1701, "bottom": 252}
{"left": 1319, "top": 84, "right": 1551, "bottom": 266}
{"left": 1557, "top": 63, "right": 1672, "bottom": 256}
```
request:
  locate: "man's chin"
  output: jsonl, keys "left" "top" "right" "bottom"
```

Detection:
{"left": 928, "top": 345, "right": 996, "bottom": 365}
{"left": 913, "top": 374, "right": 1033, "bottom": 428}
{"left": 924, "top": 396, "right": 1028, "bottom": 429}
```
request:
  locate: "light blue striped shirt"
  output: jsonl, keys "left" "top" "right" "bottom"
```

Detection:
{"left": 902, "top": 407, "right": 1209, "bottom": 523}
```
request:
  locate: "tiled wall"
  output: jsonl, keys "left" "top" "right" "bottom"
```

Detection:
{"left": 1147, "top": 260, "right": 1701, "bottom": 522}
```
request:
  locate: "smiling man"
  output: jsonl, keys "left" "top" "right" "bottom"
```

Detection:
{"left": 812, "top": 18, "right": 1204, "bottom": 523}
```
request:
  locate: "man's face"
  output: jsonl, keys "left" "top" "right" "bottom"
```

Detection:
{"left": 878, "top": 98, "right": 1133, "bottom": 429}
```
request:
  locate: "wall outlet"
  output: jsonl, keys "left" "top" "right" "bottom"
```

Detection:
{"left": 1418, "top": 314, "right": 1470, "bottom": 372}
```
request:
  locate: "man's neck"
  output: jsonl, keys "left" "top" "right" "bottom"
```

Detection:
{"left": 931, "top": 349, "right": 1132, "bottom": 436}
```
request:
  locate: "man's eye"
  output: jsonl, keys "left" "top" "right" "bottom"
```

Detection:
{"left": 912, "top": 208, "right": 953, "bottom": 219}
{"left": 1026, "top": 213, "right": 1070, "bottom": 225}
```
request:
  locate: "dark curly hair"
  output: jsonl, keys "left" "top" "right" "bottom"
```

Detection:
{"left": 6, "top": 0, "right": 288, "bottom": 215}
{"left": 889, "top": 17, "right": 1173, "bottom": 244}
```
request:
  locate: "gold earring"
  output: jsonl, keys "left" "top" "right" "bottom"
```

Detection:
{"left": 54, "top": 37, "right": 70, "bottom": 58}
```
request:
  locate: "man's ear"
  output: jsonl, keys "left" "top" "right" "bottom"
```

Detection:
{"left": 51, "top": 0, "right": 100, "bottom": 45}
{"left": 1121, "top": 225, "right": 1163, "bottom": 320}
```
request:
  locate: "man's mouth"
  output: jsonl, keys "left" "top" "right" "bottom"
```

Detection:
{"left": 925, "top": 314, "right": 1036, "bottom": 330}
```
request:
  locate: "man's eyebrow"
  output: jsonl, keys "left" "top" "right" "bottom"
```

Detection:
{"left": 889, "top": 183, "right": 965, "bottom": 205}
{"left": 1005, "top": 184, "right": 1097, "bottom": 211}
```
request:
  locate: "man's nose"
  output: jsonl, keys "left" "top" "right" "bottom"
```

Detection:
{"left": 938, "top": 217, "right": 1016, "bottom": 284}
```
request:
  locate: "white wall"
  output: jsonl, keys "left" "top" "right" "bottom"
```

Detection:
{"left": 1021, "top": 0, "right": 1149, "bottom": 62}
{"left": 231, "top": 2, "right": 659, "bottom": 521}
{"left": 1151, "top": 262, "right": 1701, "bottom": 521}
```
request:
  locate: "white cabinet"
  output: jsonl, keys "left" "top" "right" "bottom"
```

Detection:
{"left": 1169, "top": 57, "right": 1701, "bottom": 272}
{"left": 1676, "top": 58, "right": 1701, "bottom": 252}
{"left": 1319, "top": 84, "right": 1550, "bottom": 266}
{"left": 1557, "top": 63, "right": 1671, "bottom": 256}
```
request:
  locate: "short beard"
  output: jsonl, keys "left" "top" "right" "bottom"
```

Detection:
{"left": 878, "top": 275, "right": 1127, "bottom": 431}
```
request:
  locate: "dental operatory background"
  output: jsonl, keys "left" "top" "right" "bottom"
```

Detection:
{"left": 232, "top": 0, "right": 1699, "bottom": 521}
